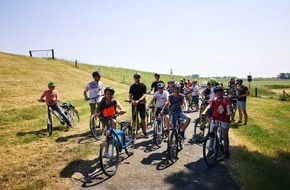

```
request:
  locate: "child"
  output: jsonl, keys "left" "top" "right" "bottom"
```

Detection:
{"left": 39, "top": 82, "right": 72, "bottom": 127}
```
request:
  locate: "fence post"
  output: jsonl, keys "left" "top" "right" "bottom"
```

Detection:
{"left": 75, "top": 60, "right": 78, "bottom": 68}
{"left": 51, "top": 49, "right": 54, "bottom": 59}
{"left": 255, "top": 88, "right": 258, "bottom": 97}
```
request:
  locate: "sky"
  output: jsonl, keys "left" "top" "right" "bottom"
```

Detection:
{"left": 0, "top": 0, "right": 289, "bottom": 78}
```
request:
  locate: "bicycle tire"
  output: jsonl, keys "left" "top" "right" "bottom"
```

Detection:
{"left": 67, "top": 109, "right": 80, "bottom": 127}
{"left": 90, "top": 115, "right": 105, "bottom": 140}
{"left": 153, "top": 120, "right": 165, "bottom": 148}
{"left": 167, "top": 130, "right": 178, "bottom": 163}
{"left": 99, "top": 138, "right": 120, "bottom": 177}
{"left": 124, "top": 123, "right": 135, "bottom": 156}
{"left": 203, "top": 132, "right": 218, "bottom": 167}
{"left": 194, "top": 117, "right": 210, "bottom": 143}
{"left": 47, "top": 111, "right": 53, "bottom": 136}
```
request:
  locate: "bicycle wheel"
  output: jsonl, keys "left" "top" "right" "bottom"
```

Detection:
{"left": 47, "top": 111, "right": 53, "bottom": 136}
{"left": 124, "top": 123, "right": 135, "bottom": 156}
{"left": 90, "top": 115, "right": 105, "bottom": 140}
{"left": 99, "top": 138, "right": 120, "bottom": 177}
{"left": 67, "top": 109, "right": 80, "bottom": 127}
{"left": 167, "top": 130, "right": 178, "bottom": 163}
{"left": 194, "top": 117, "right": 210, "bottom": 143}
{"left": 146, "top": 108, "right": 154, "bottom": 129}
{"left": 153, "top": 120, "right": 165, "bottom": 148}
{"left": 230, "top": 103, "right": 237, "bottom": 122}
{"left": 203, "top": 132, "right": 218, "bottom": 167}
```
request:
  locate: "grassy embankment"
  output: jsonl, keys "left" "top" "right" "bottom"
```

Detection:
{"left": 0, "top": 52, "right": 289, "bottom": 189}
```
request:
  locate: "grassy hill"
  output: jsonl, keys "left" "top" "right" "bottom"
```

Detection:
{"left": 0, "top": 52, "right": 289, "bottom": 189}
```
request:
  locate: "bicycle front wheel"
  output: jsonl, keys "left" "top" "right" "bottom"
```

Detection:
{"left": 153, "top": 120, "right": 165, "bottom": 148}
{"left": 167, "top": 130, "right": 178, "bottom": 163}
{"left": 203, "top": 132, "right": 218, "bottom": 167}
{"left": 124, "top": 123, "right": 135, "bottom": 156}
{"left": 194, "top": 117, "right": 210, "bottom": 143}
{"left": 99, "top": 138, "right": 120, "bottom": 177}
{"left": 67, "top": 109, "right": 80, "bottom": 127}
{"left": 90, "top": 115, "right": 105, "bottom": 140}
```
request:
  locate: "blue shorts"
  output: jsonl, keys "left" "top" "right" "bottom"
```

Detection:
{"left": 237, "top": 101, "right": 246, "bottom": 111}
{"left": 192, "top": 95, "right": 199, "bottom": 105}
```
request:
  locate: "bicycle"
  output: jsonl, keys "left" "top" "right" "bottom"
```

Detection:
{"left": 152, "top": 107, "right": 166, "bottom": 148}
{"left": 89, "top": 95, "right": 105, "bottom": 140}
{"left": 146, "top": 105, "right": 155, "bottom": 129}
{"left": 229, "top": 97, "right": 237, "bottom": 122}
{"left": 38, "top": 100, "right": 80, "bottom": 136}
{"left": 167, "top": 110, "right": 184, "bottom": 163}
{"left": 184, "top": 89, "right": 195, "bottom": 112}
{"left": 203, "top": 116, "right": 225, "bottom": 167}
{"left": 193, "top": 98, "right": 210, "bottom": 142}
{"left": 99, "top": 112, "right": 134, "bottom": 177}
{"left": 125, "top": 100, "right": 146, "bottom": 139}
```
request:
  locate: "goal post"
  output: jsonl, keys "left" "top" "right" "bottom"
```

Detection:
{"left": 29, "top": 49, "right": 54, "bottom": 59}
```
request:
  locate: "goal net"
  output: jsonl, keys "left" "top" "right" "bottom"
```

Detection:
{"left": 29, "top": 49, "right": 54, "bottom": 59}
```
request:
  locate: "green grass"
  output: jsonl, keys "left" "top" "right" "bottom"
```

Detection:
{"left": 0, "top": 52, "right": 290, "bottom": 189}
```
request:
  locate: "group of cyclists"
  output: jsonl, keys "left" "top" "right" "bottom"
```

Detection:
{"left": 40, "top": 70, "right": 249, "bottom": 162}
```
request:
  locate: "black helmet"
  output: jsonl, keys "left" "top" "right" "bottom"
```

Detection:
{"left": 133, "top": 72, "right": 141, "bottom": 78}
{"left": 172, "top": 82, "right": 181, "bottom": 89}
{"left": 236, "top": 79, "right": 243, "bottom": 84}
{"left": 157, "top": 82, "right": 164, "bottom": 88}
{"left": 92, "top": 71, "right": 101, "bottom": 77}
{"left": 104, "top": 86, "right": 115, "bottom": 94}
{"left": 154, "top": 73, "right": 160, "bottom": 77}
{"left": 213, "top": 85, "right": 224, "bottom": 93}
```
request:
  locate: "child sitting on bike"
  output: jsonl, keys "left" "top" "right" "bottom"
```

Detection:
{"left": 148, "top": 82, "right": 170, "bottom": 132}
{"left": 161, "top": 82, "right": 191, "bottom": 139}
{"left": 94, "top": 87, "right": 126, "bottom": 136}
{"left": 39, "top": 82, "right": 72, "bottom": 127}
{"left": 202, "top": 85, "right": 231, "bottom": 159}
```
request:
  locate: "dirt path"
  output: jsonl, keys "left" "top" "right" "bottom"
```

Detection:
{"left": 69, "top": 112, "right": 240, "bottom": 190}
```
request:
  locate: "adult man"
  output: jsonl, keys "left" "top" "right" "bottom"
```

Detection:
{"left": 236, "top": 79, "right": 249, "bottom": 125}
{"left": 129, "top": 72, "right": 148, "bottom": 137}
{"left": 84, "top": 71, "right": 103, "bottom": 115}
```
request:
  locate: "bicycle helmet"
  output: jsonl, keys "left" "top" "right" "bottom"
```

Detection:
{"left": 213, "top": 85, "right": 224, "bottom": 93}
{"left": 172, "top": 82, "right": 181, "bottom": 89}
{"left": 48, "top": 82, "right": 56, "bottom": 87}
{"left": 157, "top": 82, "right": 164, "bottom": 88}
{"left": 92, "top": 71, "right": 101, "bottom": 77}
{"left": 154, "top": 73, "right": 160, "bottom": 77}
{"left": 133, "top": 72, "right": 141, "bottom": 78}
{"left": 208, "top": 78, "right": 216, "bottom": 85}
{"left": 104, "top": 86, "right": 115, "bottom": 94}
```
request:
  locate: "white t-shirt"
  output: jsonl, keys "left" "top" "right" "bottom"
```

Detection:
{"left": 154, "top": 90, "right": 169, "bottom": 108}
{"left": 190, "top": 84, "right": 201, "bottom": 96}
{"left": 209, "top": 87, "right": 215, "bottom": 101}
{"left": 85, "top": 81, "right": 103, "bottom": 103}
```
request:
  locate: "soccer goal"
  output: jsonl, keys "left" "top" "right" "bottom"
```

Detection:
{"left": 29, "top": 49, "right": 54, "bottom": 59}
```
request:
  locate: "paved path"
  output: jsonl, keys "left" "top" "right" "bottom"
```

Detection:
{"left": 70, "top": 112, "right": 240, "bottom": 190}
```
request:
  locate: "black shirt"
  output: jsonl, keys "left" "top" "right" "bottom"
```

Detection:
{"left": 151, "top": 81, "right": 164, "bottom": 93}
{"left": 237, "top": 85, "right": 248, "bottom": 101}
{"left": 129, "top": 83, "right": 147, "bottom": 101}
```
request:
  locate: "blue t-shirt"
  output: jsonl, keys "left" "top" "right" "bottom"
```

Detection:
{"left": 169, "top": 94, "right": 184, "bottom": 112}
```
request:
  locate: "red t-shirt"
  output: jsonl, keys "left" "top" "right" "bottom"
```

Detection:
{"left": 210, "top": 96, "right": 230, "bottom": 123}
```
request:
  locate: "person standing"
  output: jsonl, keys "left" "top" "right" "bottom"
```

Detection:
{"left": 236, "top": 79, "right": 249, "bottom": 125}
{"left": 129, "top": 72, "right": 148, "bottom": 137}
{"left": 84, "top": 71, "right": 103, "bottom": 115}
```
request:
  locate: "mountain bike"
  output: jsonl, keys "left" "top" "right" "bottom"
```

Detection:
{"left": 193, "top": 98, "right": 210, "bottom": 142}
{"left": 89, "top": 95, "right": 105, "bottom": 140}
{"left": 203, "top": 116, "right": 225, "bottom": 167}
{"left": 152, "top": 107, "right": 166, "bottom": 148}
{"left": 39, "top": 100, "right": 79, "bottom": 136}
{"left": 167, "top": 110, "right": 184, "bottom": 163}
{"left": 99, "top": 112, "right": 134, "bottom": 177}
{"left": 184, "top": 89, "right": 195, "bottom": 112}
{"left": 125, "top": 100, "right": 146, "bottom": 139}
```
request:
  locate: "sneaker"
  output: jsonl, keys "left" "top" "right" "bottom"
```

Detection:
{"left": 67, "top": 122, "right": 73, "bottom": 128}
{"left": 143, "top": 131, "right": 148, "bottom": 138}
{"left": 225, "top": 151, "right": 230, "bottom": 159}
{"left": 243, "top": 122, "right": 247, "bottom": 125}
{"left": 237, "top": 120, "right": 242, "bottom": 124}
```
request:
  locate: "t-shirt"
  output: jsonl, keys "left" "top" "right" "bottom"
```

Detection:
{"left": 190, "top": 84, "right": 200, "bottom": 96}
{"left": 154, "top": 90, "right": 169, "bottom": 108}
{"left": 85, "top": 81, "right": 103, "bottom": 103}
{"left": 168, "top": 94, "right": 185, "bottom": 112}
{"left": 151, "top": 81, "right": 165, "bottom": 93}
{"left": 129, "top": 83, "right": 147, "bottom": 101}
{"left": 237, "top": 85, "right": 248, "bottom": 101}
{"left": 210, "top": 96, "right": 230, "bottom": 123}
{"left": 97, "top": 98, "right": 117, "bottom": 117}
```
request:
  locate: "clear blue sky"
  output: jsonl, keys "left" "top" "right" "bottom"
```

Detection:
{"left": 1, "top": 0, "right": 289, "bottom": 78}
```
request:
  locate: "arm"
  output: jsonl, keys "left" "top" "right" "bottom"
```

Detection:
{"left": 116, "top": 100, "right": 126, "bottom": 115}
{"left": 83, "top": 89, "right": 89, "bottom": 100}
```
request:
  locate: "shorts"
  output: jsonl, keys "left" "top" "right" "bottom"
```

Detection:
{"left": 237, "top": 101, "right": 246, "bottom": 111}
{"left": 211, "top": 120, "right": 230, "bottom": 130}
{"left": 155, "top": 107, "right": 169, "bottom": 117}
{"left": 132, "top": 103, "right": 146, "bottom": 120}
{"left": 192, "top": 95, "right": 199, "bottom": 105}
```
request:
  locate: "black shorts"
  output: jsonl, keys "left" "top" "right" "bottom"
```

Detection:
{"left": 132, "top": 103, "right": 146, "bottom": 120}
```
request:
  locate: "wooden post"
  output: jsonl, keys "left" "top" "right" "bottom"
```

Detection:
{"left": 75, "top": 60, "right": 78, "bottom": 68}
{"left": 255, "top": 88, "right": 258, "bottom": 97}
{"left": 29, "top": 51, "right": 32, "bottom": 57}
{"left": 51, "top": 49, "right": 54, "bottom": 59}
